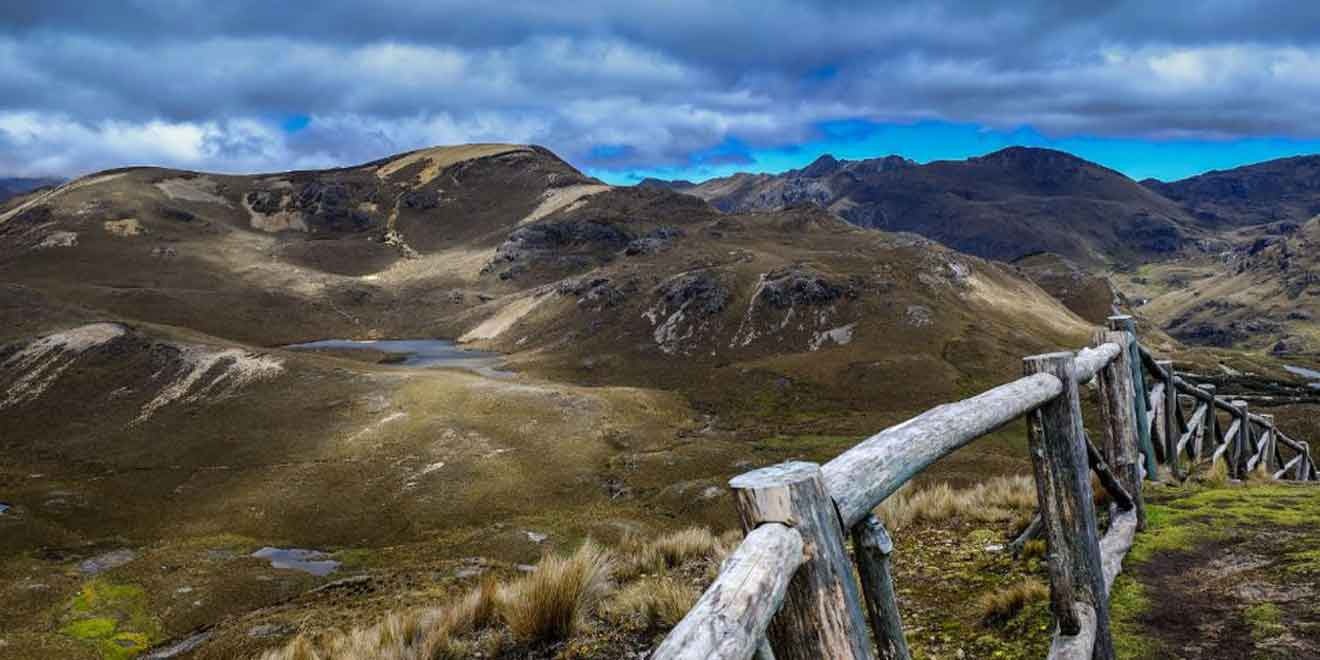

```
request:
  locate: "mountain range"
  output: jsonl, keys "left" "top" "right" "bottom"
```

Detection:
{"left": 1, "top": 142, "right": 1317, "bottom": 658}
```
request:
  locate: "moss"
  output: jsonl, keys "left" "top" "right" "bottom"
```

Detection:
{"left": 1284, "top": 547, "right": 1320, "bottom": 575}
{"left": 58, "top": 579, "right": 161, "bottom": 660}
{"left": 1245, "top": 602, "right": 1285, "bottom": 641}
{"left": 61, "top": 617, "right": 117, "bottom": 640}
{"left": 1109, "top": 575, "right": 1161, "bottom": 658}
{"left": 1130, "top": 482, "right": 1320, "bottom": 564}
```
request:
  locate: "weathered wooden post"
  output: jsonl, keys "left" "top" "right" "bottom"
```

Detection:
{"left": 1262, "top": 414, "right": 1278, "bottom": 473}
{"left": 851, "top": 515, "right": 911, "bottom": 660}
{"left": 1107, "top": 316, "right": 1159, "bottom": 480}
{"left": 1301, "top": 443, "right": 1313, "bottom": 481}
{"left": 1024, "top": 352, "right": 1114, "bottom": 660}
{"left": 1231, "top": 400, "right": 1251, "bottom": 479}
{"left": 729, "top": 462, "right": 874, "bottom": 660}
{"left": 1155, "top": 360, "right": 1180, "bottom": 479}
{"left": 1092, "top": 330, "right": 1146, "bottom": 529}
{"left": 1201, "top": 384, "right": 1218, "bottom": 463}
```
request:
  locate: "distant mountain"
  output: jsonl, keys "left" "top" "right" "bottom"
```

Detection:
{"left": 1144, "top": 155, "right": 1320, "bottom": 227}
{"left": 664, "top": 147, "right": 1198, "bottom": 266}
{"left": 0, "top": 176, "right": 63, "bottom": 204}
{"left": 1, "top": 142, "right": 1088, "bottom": 414}
{"left": 635, "top": 177, "right": 695, "bottom": 190}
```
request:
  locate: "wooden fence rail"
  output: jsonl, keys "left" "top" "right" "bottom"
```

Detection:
{"left": 653, "top": 315, "right": 1317, "bottom": 660}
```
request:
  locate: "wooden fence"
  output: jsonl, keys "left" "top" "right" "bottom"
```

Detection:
{"left": 652, "top": 315, "right": 1317, "bottom": 660}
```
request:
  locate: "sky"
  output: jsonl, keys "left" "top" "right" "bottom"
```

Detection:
{"left": 6, "top": 1, "right": 1320, "bottom": 184}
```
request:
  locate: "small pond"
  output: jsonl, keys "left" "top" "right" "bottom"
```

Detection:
{"left": 251, "top": 547, "right": 340, "bottom": 576}
{"left": 1284, "top": 364, "right": 1320, "bottom": 390}
{"left": 285, "top": 339, "right": 509, "bottom": 376}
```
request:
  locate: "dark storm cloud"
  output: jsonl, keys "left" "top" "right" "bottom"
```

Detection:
{"left": 4, "top": 0, "right": 1320, "bottom": 177}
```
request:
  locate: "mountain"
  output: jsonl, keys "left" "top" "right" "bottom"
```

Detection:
{"left": 0, "top": 176, "right": 63, "bottom": 203}
{"left": 1143, "top": 155, "right": 1320, "bottom": 227}
{"left": 661, "top": 147, "right": 1201, "bottom": 266}
{"left": 635, "top": 176, "right": 695, "bottom": 190}
{"left": 1112, "top": 215, "right": 1320, "bottom": 353}
{"left": 0, "top": 143, "right": 1102, "bottom": 657}
{"left": 1106, "top": 156, "right": 1320, "bottom": 353}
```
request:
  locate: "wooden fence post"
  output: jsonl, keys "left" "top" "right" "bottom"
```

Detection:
{"left": 1301, "top": 443, "right": 1313, "bottom": 481}
{"left": 729, "top": 462, "right": 874, "bottom": 660}
{"left": 1201, "top": 384, "right": 1218, "bottom": 464}
{"left": 1107, "top": 316, "right": 1159, "bottom": 480}
{"left": 1093, "top": 330, "right": 1145, "bottom": 530}
{"left": 1156, "top": 360, "right": 1180, "bottom": 479}
{"left": 852, "top": 515, "right": 911, "bottom": 660}
{"left": 1262, "top": 414, "right": 1278, "bottom": 473}
{"left": 1024, "top": 352, "right": 1114, "bottom": 660}
{"left": 1231, "top": 400, "right": 1251, "bottom": 479}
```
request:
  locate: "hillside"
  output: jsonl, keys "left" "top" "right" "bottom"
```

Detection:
{"left": 669, "top": 147, "right": 1201, "bottom": 266}
{"left": 0, "top": 144, "right": 1100, "bottom": 658}
{"left": 1144, "top": 155, "right": 1320, "bottom": 227}
{"left": 1112, "top": 216, "right": 1320, "bottom": 355}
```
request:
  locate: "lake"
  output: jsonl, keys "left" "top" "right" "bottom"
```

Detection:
{"left": 285, "top": 339, "right": 509, "bottom": 376}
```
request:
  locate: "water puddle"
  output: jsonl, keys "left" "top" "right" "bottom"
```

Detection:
{"left": 284, "top": 339, "right": 510, "bottom": 377}
{"left": 1284, "top": 364, "right": 1320, "bottom": 390}
{"left": 250, "top": 547, "right": 340, "bottom": 576}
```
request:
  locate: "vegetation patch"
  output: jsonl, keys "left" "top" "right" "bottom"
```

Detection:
{"left": 57, "top": 579, "right": 161, "bottom": 660}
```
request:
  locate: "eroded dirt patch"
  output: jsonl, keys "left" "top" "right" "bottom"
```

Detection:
{"left": 1117, "top": 484, "right": 1320, "bottom": 659}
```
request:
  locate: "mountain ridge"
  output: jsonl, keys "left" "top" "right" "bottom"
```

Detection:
{"left": 645, "top": 146, "right": 1200, "bottom": 266}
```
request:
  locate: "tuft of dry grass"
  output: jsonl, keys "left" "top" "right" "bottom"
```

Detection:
{"left": 615, "top": 527, "right": 730, "bottom": 580}
{"left": 1246, "top": 463, "right": 1275, "bottom": 484}
{"left": 499, "top": 540, "right": 615, "bottom": 643}
{"left": 976, "top": 578, "right": 1050, "bottom": 626}
{"left": 1020, "top": 539, "right": 1047, "bottom": 561}
{"left": 1200, "top": 458, "right": 1230, "bottom": 485}
{"left": 602, "top": 577, "right": 699, "bottom": 630}
{"left": 874, "top": 474, "right": 1036, "bottom": 530}
{"left": 258, "top": 530, "right": 726, "bottom": 660}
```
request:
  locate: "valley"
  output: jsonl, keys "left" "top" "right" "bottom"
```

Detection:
{"left": 1, "top": 143, "right": 1317, "bottom": 659}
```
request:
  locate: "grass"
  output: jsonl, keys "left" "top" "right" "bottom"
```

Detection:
{"left": 874, "top": 473, "right": 1036, "bottom": 530}
{"left": 501, "top": 541, "right": 615, "bottom": 643}
{"left": 602, "top": 578, "right": 699, "bottom": 630}
{"left": 259, "top": 528, "right": 731, "bottom": 659}
{"left": 615, "top": 527, "right": 736, "bottom": 580}
{"left": 975, "top": 578, "right": 1049, "bottom": 625}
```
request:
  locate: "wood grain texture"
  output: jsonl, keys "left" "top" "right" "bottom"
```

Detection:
{"left": 1047, "top": 602, "right": 1098, "bottom": 660}
{"left": 652, "top": 523, "right": 804, "bottom": 660}
{"left": 1232, "top": 400, "right": 1252, "bottom": 479}
{"left": 1074, "top": 342, "right": 1121, "bottom": 383}
{"left": 1176, "top": 404, "right": 1207, "bottom": 457}
{"left": 1157, "top": 360, "right": 1181, "bottom": 479}
{"left": 730, "top": 462, "right": 874, "bottom": 660}
{"left": 851, "top": 516, "right": 911, "bottom": 660}
{"left": 1110, "top": 317, "right": 1160, "bottom": 480}
{"left": 822, "top": 372, "right": 1063, "bottom": 529}
{"left": 1024, "top": 352, "right": 1114, "bottom": 659}
{"left": 1092, "top": 330, "right": 1145, "bottom": 528}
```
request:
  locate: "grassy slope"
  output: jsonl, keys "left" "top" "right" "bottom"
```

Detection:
{"left": 1113, "top": 481, "right": 1320, "bottom": 659}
